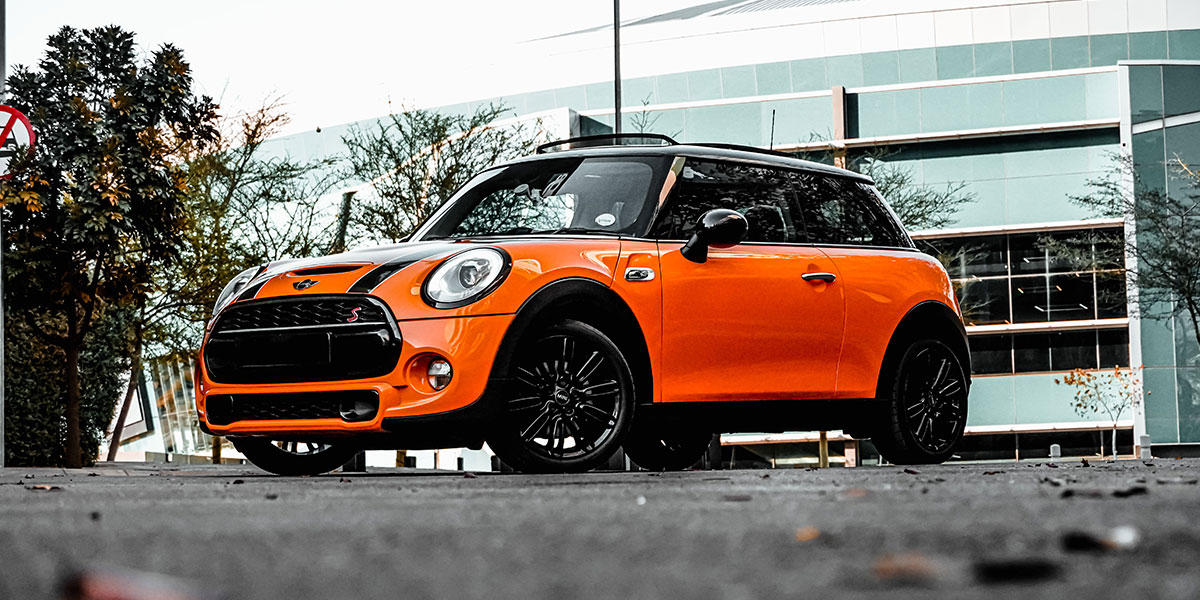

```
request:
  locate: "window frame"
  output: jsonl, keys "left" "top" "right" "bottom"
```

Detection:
{"left": 646, "top": 155, "right": 918, "bottom": 252}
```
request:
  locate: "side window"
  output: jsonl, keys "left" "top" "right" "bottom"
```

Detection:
{"left": 651, "top": 160, "right": 797, "bottom": 243}
{"left": 791, "top": 172, "right": 909, "bottom": 248}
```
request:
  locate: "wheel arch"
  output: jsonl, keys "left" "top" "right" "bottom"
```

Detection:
{"left": 487, "top": 277, "right": 654, "bottom": 405}
{"left": 874, "top": 300, "right": 971, "bottom": 400}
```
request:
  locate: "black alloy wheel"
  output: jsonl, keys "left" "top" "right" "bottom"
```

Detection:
{"left": 231, "top": 438, "right": 358, "bottom": 476}
{"left": 489, "top": 320, "right": 635, "bottom": 473}
{"left": 872, "top": 339, "right": 968, "bottom": 465}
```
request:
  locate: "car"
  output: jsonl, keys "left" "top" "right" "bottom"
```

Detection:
{"left": 195, "top": 133, "right": 970, "bottom": 476}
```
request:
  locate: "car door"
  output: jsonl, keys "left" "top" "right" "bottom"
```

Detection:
{"left": 792, "top": 170, "right": 934, "bottom": 399}
{"left": 654, "top": 159, "right": 846, "bottom": 403}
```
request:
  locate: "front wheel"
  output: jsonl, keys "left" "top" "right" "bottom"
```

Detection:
{"left": 231, "top": 438, "right": 358, "bottom": 476}
{"left": 872, "top": 339, "right": 968, "bottom": 465}
{"left": 488, "top": 320, "right": 635, "bottom": 473}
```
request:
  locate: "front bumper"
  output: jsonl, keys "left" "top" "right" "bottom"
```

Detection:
{"left": 195, "top": 313, "right": 514, "bottom": 440}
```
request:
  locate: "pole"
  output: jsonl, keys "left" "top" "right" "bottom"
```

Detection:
{"left": 1, "top": 0, "right": 8, "bottom": 469}
{"left": 613, "top": 0, "right": 621, "bottom": 135}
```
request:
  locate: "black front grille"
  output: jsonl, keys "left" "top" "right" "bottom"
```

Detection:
{"left": 215, "top": 296, "right": 389, "bottom": 332}
{"left": 206, "top": 390, "right": 379, "bottom": 425}
{"left": 205, "top": 295, "right": 401, "bottom": 384}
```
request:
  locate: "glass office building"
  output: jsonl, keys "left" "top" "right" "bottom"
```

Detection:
{"left": 117, "top": 0, "right": 1200, "bottom": 463}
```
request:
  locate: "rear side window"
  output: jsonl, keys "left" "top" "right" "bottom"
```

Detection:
{"left": 793, "top": 172, "right": 910, "bottom": 248}
{"left": 652, "top": 159, "right": 798, "bottom": 243}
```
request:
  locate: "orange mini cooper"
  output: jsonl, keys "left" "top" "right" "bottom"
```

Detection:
{"left": 196, "top": 134, "right": 970, "bottom": 475}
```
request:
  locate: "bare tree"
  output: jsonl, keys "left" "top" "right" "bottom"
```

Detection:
{"left": 792, "top": 142, "right": 976, "bottom": 232}
{"left": 1056, "top": 366, "right": 1141, "bottom": 459}
{"left": 856, "top": 155, "right": 976, "bottom": 232}
{"left": 1070, "top": 154, "right": 1200, "bottom": 352}
{"left": 341, "top": 102, "right": 536, "bottom": 243}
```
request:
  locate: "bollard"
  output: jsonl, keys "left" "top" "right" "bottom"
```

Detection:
{"left": 844, "top": 439, "right": 858, "bottom": 468}
{"left": 1139, "top": 435, "right": 1152, "bottom": 460}
{"left": 1049, "top": 443, "right": 1061, "bottom": 461}
{"left": 211, "top": 437, "right": 222, "bottom": 464}
{"left": 818, "top": 431, "right": 830, "bottom": 468}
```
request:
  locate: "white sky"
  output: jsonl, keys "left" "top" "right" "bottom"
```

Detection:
{"left": 9, "top": 1, "right": 701, "bottom": 136}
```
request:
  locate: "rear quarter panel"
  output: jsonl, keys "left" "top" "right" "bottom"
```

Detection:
{"left": 820, "top": 248, "right": 959, "bottom": 399}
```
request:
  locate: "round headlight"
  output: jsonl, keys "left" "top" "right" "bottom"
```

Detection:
{"left": 422, "top": 248, "right": 510, "bottom": 308}
{"left": 212, "top": 266, "right": 261, "bottom": 314}
{"left": 213, "top": 266, "right": 262, "bottom": 314}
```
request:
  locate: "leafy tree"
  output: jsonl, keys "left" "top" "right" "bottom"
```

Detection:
{"left": 341, "top": 102, "right": 535, "bottom": 243}
{"left": 5, "top": 306, "right": 131, "bottom": 465}
{"left": 1070, "top": 155, "right": 1200, "bottom": 352}
{"left": 0, "top": 26, "right": 217, "bottom": 467}
{"left": 1056, "top": 366, "right": 1141, "bottom": 459}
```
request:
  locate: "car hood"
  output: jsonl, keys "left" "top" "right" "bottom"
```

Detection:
{"left": 234, "top": 240, "right": 466, "bottom": 300}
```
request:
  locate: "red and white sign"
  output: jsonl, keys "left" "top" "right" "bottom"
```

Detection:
{"left": 0, "top": 105, "right": 36, "bottom": 180}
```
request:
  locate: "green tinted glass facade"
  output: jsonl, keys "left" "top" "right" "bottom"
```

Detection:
{"left": 1126, "top": 64, "right": 1200, "bottom": 445}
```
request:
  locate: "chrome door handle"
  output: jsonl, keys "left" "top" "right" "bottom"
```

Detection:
{"left": 801, "top": 272, "right": 836, "bottom": 283}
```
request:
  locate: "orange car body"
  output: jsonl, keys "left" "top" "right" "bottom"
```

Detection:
{"left": 196, "top": 142, "right": 968, "bottom": 464}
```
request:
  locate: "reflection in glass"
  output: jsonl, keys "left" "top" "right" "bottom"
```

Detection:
{"left": 921, "top": 235, "right": 1007, "bottom": 278}
{"left": 1014, "top": 333, "right": 1051, "bottom": 372}
{"left": 1011, "top": 275, "right": 1050, "bottom": 323}
{"left": 1096, "top": 272, "right": 1128, "bottom": 318}
{"left": 1047, "top": 273, "right": 1095, "bottom": 321}
{"left": 655, "top": 160, "right": 797, "bottom": 242}
{"left": 1009, "top": 234, "right": 1048, "bottom": 275}
{"left": 1050, "top": 330, "right": 1099, "bottom": 370}
{"left": 959, "top": 278, "right": 1011, "bottom": 325}
{"left": 421, "top": 157, "right": 667, "bottom": 239}
{"left": 1099, "top": 329, "right": 1131, "bottom": 367}
{"left": 968, "top": 334, "right": 1012, "bottom": 375}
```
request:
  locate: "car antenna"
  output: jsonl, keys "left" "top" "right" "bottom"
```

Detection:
{"left": 769, "top": 109, "right": 776, "bottom": 150}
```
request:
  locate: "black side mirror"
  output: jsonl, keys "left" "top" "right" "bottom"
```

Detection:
{"left": 680, "top": 209, "right": 748, "bottom": 263}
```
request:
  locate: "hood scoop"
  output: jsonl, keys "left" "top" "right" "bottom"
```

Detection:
{"left": 292, "top": 265, "right": 365, "bottom": 276}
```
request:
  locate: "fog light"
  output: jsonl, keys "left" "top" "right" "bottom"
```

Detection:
{"left": 427, "top": 359, "right": 452, "bottom": 390}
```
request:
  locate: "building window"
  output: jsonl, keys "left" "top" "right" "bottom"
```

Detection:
{"left": 968, "top": 329, "right": 1131, "bottom": 375}
{"left": 920, "top": 227, "right": 1130, "bottom": 376}
{"left": 918, "top": 228, "right": 1126, "bottom": 326}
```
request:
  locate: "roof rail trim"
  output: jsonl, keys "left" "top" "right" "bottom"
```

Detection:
{"left": 536, "top": 133, "right": 678, "bottom": 154}
{"left": 688, "top": 142, "right": 798, "bottom": 160}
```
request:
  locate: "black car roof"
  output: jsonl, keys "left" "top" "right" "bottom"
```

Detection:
{"left": 492, "top": 143, "right": 874, "bottom": 184}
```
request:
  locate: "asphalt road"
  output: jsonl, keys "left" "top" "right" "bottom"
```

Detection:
{"left": 2, "top": 459, "right": 1199, "bottom": 600}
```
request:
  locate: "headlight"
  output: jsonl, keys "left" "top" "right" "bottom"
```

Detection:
{"left": 422, "top": 248, "right": 510, "bottom": 308}
{"left": 213, "top": 266, "right": 262, "bottom": 314}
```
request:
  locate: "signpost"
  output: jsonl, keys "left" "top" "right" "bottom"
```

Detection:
{"left": 0, "top": 104, "right": 37, "bottom": 468}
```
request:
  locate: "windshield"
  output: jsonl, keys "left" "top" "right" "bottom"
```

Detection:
{"left": 415, "top": 156, "right": 671, "bottom": 240}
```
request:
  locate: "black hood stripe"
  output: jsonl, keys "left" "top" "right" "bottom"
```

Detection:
{"left": 348, "top": 246, "right": 451, "bottom": 293}
{"left": 236, "top": 280, "right": 268, "bottom": 301}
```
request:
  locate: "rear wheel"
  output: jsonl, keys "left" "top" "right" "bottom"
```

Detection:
{"left": 488, "top": 320, "right": 635, "bottom": 473}
{"left": 872, "top": 339, "right": 968, "bottom": 465}
{"left": 231, "top": 438, "right": 358, "bottom": 476}
{"left": 624, "top": 422, "right": 713, "bottom": 471}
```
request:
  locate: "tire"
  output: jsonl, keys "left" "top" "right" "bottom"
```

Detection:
{"left": 872, "top": 339, "right": 969, "bottom": 465}
{"left": 231, "top": 438, "right": 358, "bottom": 476}
{"left": 624, "top": 422, "right": 713, "bottom": 471}
{"left": 488, "top": 320, "right": 636, "bottom": 473}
